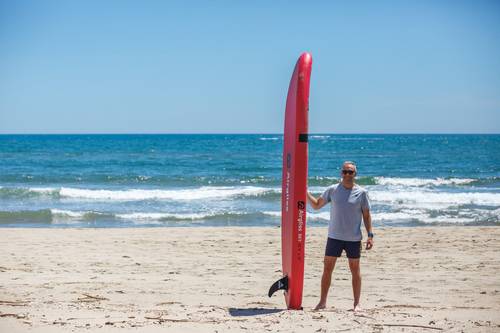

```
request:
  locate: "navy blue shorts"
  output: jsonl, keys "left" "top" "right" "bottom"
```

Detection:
{"left": 325, "top": 238, "right": 361, "bottom": 259}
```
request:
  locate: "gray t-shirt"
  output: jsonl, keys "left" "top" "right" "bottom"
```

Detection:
{"left": 321, "top": 183, "right": 371, "bottom": 241}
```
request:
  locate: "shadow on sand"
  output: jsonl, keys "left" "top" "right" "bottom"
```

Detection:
{"left": 228, "top": 308, "right": 284, "bottom": 317}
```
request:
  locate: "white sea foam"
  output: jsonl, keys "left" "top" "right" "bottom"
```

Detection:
{"left": 372, "top": 211, "right": 497, "bottom": 225}
{"left": 308, "top": 186, "right": 330, "bottom": 194}
{"left": 374, "top": 177, "right": 475, "bottom": 187}
{"left": 59, "top": 186, "right": 273, "bottom": 201}
{"left": 371, "top": 211, "right": 428, "bottom": 221}
{"left": 47, "top": 209, "right": 244, "bottom": 222}
{"left": 262, "top": 211, "right": 281, "bottom": 217}
{"left": 30, "top": 188, "right": 59, "bottom": 194}
{"left": 264, "top": 207, "right": 498, "bottom": 225}
{"left": 45, "top": 207, "right": 497, "bottom": 226}
{"left": 117, "top": 212, "right": 209, "bottom": 220}
{"left": 263, "top": 210, "right": 330, "bottom": 221}
{"left": 259, "top": 137, "right": 280, "bottom": 141}
{"left": 312, "top": 207, "right": 499, "bottom": 225}
{"left": 370, "top": 189, "right": 500, "bottom": 206}
{"left": 50, "top": 209, "right": 85, "bottom": 218}
{"left": 310, "top": 135, "right": 330, "bottom": 139}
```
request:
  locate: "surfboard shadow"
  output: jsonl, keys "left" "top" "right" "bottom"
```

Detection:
{"left": 228, "top": 307, "right": 283, "bottom": 317}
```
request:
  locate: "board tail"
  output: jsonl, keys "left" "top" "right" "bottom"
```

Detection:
{"left": 268, "top": 276, "right": 288, "bottom": 298}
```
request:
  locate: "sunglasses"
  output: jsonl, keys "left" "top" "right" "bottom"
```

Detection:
{"left": 342, "top": 170, "right": 355, "bottom": 175}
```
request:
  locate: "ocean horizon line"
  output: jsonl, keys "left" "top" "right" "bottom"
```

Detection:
{"left": 1, "top": 132, "right": 499, "bottom": 136}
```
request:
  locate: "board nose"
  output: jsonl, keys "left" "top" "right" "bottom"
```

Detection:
{"left": 299, "top": 52, "right": 312, "bottom": 65}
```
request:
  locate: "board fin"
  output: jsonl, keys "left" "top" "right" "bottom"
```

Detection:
{"left": 268, "top": 276, "right": 288, "bottom": 297}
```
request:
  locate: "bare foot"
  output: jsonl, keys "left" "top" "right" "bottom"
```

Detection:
{"left": 314, "top": 302, "right": 326, "bottom": 311}
{"left": 353, "top": 304, "right": 363, "bottom": 312}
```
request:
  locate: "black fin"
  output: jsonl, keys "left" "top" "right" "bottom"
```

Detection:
{"left": 268, "top": 276, "right": 288, "bottom": 297}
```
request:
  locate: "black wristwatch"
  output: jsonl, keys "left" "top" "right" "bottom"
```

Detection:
{"left": 368, "top": 232, "right": 374, "bottom": 238}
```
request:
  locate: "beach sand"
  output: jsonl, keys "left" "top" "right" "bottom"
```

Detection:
{"left": 1, "top": 226, "right": 499, "bottom": 332}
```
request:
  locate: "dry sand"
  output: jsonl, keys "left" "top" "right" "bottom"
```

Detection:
{"left": 1, "top": 226, "right": 499, "bottom": 332}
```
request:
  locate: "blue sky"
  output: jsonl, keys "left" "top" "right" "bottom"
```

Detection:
{"left": 1, "top": 0, "right": 499, "bottom": 134}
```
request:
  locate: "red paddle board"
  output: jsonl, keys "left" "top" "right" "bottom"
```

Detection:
{"left": 268, "top": 52, "right": 312, "bottom": 310}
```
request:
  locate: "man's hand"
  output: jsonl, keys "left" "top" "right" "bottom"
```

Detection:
{"left": 307, "top": 192, "right": 326, "bottom": 210}
{"left": 365, "top": 237, "right": 373, "bottom": 250}
{"left": 362, "top": 208, "right": 373, "bottom": 250}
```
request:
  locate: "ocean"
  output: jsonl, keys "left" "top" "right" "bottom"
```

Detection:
{"left": 0, "top": 134, "right": 498, "bottom": 228}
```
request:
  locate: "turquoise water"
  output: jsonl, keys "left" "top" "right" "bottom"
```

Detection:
{"left": 0, "top": 134, "right": 498, "bottom": 227}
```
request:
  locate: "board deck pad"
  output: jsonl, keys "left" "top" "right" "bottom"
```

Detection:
{"left": 269, "top": 52, "right": 312, "bottom": 310}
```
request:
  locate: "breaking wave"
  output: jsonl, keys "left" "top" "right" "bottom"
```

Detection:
{"left": 0, "top": 186, "right": 279, "bottom": 201}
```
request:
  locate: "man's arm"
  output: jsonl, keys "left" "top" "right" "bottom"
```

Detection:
{"left": 307, "top": 192, "right": 327, "bottom": 210}
{"left": 362, "top": 208, "right": 374, "bottom": 250}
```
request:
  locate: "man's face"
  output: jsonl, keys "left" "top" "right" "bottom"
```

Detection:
{"left": 341, "top": 164, "right": 356, "bottom": 179}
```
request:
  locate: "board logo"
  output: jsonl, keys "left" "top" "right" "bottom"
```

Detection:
{"left": 297, "top": 201, "right": 305, "bottom": 243}
{"left": 287, "top": 153, "right": 291, "bottom": 169}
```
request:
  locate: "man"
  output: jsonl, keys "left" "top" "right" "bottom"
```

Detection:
{"left": 307, "top": 161, "right": 374, "bottom": 311}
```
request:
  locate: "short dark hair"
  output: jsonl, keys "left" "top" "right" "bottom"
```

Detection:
{"left": 342, "top": 161, "right": 357, "bottom": 173}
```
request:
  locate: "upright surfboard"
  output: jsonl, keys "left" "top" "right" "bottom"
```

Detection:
{"left": 269, "top": 52, "right": 312, "bottom": 310}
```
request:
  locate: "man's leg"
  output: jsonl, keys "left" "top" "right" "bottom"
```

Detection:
{"left": 348, "top": 258, "right": 361, "bottom": 310}
{"left": 314, "top": 256, "right": 337, "bottom": 310}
